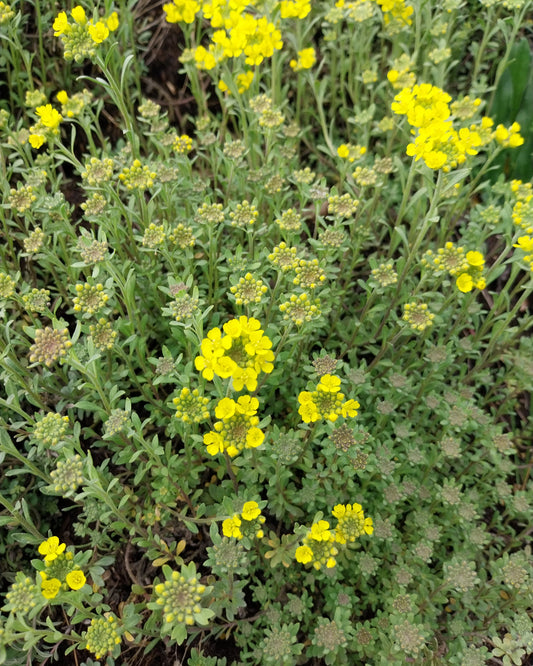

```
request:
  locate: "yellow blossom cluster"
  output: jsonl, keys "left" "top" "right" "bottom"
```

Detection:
{"left": 425, "top": 242, "right": 486, "bottom": 292}
{"left": 295, "top": 503, "right": 373, "bottom": 569}
{"left": 374, "top": 0, "right": 413, "bottom": 25}
{"left": 297, "top": 374, "right": 359, "bottom": 423}
{"left": 29, "top": 104, "right": 63, "bottom": 149}
{"left": 510, "top": 180, "right": 533, "bottom": 272}
{"left": 222, "top": 501, "right": 265, "bottom": 539}
{"left": 392, "top": 83, "right": 524, "bottom": 171}
{"left": 455, "top": 251, "right": 486, "bottom": 293}
{"left": 163, "top": 1, "right": 314, "bottom": 74}
{"left": 194, "top": 316, "right": 274, "bottom": 392}
{"left": 290, "top": 47, "right": 316, "bottom": 71}
{"left": 56, "top": 89, "right": 91, "bottom": 118}
{"left": 37, "top": 536, "right": 87, "bottom": 600}
{"left": 53, "top": 5, "right": 119, "bottom": 61}
{"left": 203, "top": 395, "right": 264, "bottom": 457}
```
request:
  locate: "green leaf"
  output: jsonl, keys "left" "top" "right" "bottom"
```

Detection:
{"left": 170, "top": 622, "right": 187, "bottom": 645}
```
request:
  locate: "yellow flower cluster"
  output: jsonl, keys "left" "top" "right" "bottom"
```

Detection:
{"left": 37, "top": 536, "right": 86, "bottom": 600}
{"left": 194, "top": 316, "right": 274, "bottom": 392}
{"left": 173, "top": 134, "right": 193, "bottom": 154}
{"left": 56, "top": 89, "right": 91, "bottom": 118}
{"left": 85, "top": 615, "right": 121, "bottom": 659}
{"left": 29, "top": 104, "right": 63, "bottom": 149}
{"left": 402, "top": 302, "right": 434, "bottom": 331}
{"left": 297, "top": 374, "right": 359, "bottom": 423}
{"left": 73, "top": 282, "right": 109, "bottom": 315}
{"left": 336, "top": 143, "right": 367, "bottom": 162}
{"left": 53, "top": 6, "right": 119, "bottom": 62}
{"left": 280, "top": 0, "right": 311, "bottom": 19}
{"left": 387, "top": 63, "right": 416, "bottom": 90}
{"left": 218, "top": 70, "right": 254, "bottom": 94}
{"left": 230, "top": 273, "right": 269, "bottom": 305}
{"left": 425, "top": 242, "right": 486, "bottom": 292}
{"left": 295, "top": 520, "right": 338, "bottom": 569}
{"left": 164, "top": 1, "right": 313, "bottom": 71}
{"left": 374, "top": 0, "right": 413, "bottom": 25}
{"left": 222, "top": 501, "right": 265, "bottom": 539}
{"left": 279, "top": 292, "right": 321, "bottom": 326}
{"left": 392, "top": 83, "right": 524, "bottom": 171}
{"left": 0, "top": 1, "right": 15, "bottom": 24}
{"left": 164, "top": 1, "right": 283, "bottom": 69}
{"left": 510, "top": 181, "right": 533, "bottom": 272}
{"left": 203, "top": 395, "right": 264, "bottom": 457}
{"left": 295, "top": 503, "right": 373, "bottom": 569}
{"left": 494, "top": 122, "right": 524, "bottom": 148}
{"left": 119, "top": 160, "right": 156, "bottom": 190}
{"left": 29, "top": 326, "right": 72, "bottom": 367}
{"left": 173, "top": 387, "right": 210, "bottom": 423}
{"left": 290, "top": 47, "right": 316, "bottom": 71}
{"left": 455, "top": 251, "right": 486, "bottom": 293}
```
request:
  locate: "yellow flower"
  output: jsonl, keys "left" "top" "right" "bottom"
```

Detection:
{"left": 35, "top": 104, "right": 62, "bottom": 129}
{"left": 235, "top": 395, "right": 259, "bottom": 417}
{"left": 317, "top": 374, "right": 341, "bottom": 393}
{"left": 215, "top": 397, "right": 237, "bottom": 420}
{"left": 332, "top": 503, "right": 373, "bottom": 543}
{"left": 38, "top": 536, "right": 66, "bottom": 562}
{"left": 245, "top": 427, "right": 264, "bottom": 449}
{"left": 70, "top": 5, "right": 86, "bottom": 24}
{"left": 290, "top": 47, "right": 316, "bottom": 71}
{"left": 341, "top": 399, "right": 359, "bottom": 418}
{"left": 106, "top": 11, "right": 119, "bottom": 31}
{"left": 29, "top": 133, "right": 45, "bottom": 149}
{"left": 241, "top": 501, "right": 261, "bottom": 521}
{"left": 222, "top": 516, "right": 243, "bottom": 539}
{"left": 513, "top": 236, "right": 533, "bottom": 252}
{"left": 337, "top": 144, "right": 350, "bottom": 158}
{"left": 53, "top": 11, "right": 70, "bottom": 35}
{"left": 88, "top": 22, "right": 109, "bottom": 44}
{"left": 298, "top": 391, "right": 319, "bottom": 423}
{"left": 66, "top": 569, "right": 86, "bottom": 590}
{"left": 456, "top": 273, "right": 473, "bottom": 293}
{"left": 40, "top": 572, "right": 62, "bottom": 600}
{"left": 466, "top": 250, "right": 484, "bottom": 267}
{"left": 56, "top": 90, "right": 69, "bottom": 105}
{"left": 237, "top": 71, "right": 254, "bottom": 93}
{"left": 204, "top": 431, "right": 224, "bottom": 456}
{"left": 295, "top": 545, "right": 313, "bottom": 564}
{"left": 309, "top": 520, "right": 332, "bottom": 541}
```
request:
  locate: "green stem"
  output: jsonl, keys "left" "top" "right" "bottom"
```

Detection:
{"left": 0, "top": 493, "right": 44, "bottom": 540}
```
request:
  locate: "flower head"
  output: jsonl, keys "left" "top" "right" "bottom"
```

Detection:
{"left": 50, "top": 455, "right": 84, "bottom": 494}
{"left": 40, "top": 573, "right": 62, "bottom": 600}
{"left": 298, "top": 375, "right": 359, "bottom": 423}
{"left": 173, "top": 387, "right": 210, "bottom": 423}
{"left": 295, "top": 519, "right": 338, "bottom": 570}
{"left": 402, "top": 302, "right": 434, "bottom": 331}
{"left": 35, "top": 104, "right": 62, "bottom": 129}
{"left": 153, "top": 565, "right": 209, "bottom": 626}
{"left": 194, "top": 317, "right": 274, "bottom": 391}
{"left": 85, "top": 615, "right": 121, "bottom": 659}
{"left": 38, "top": 536, "right": 66, "bottom": 562}
{"left": 332, "top": 503, "right": 373, "bottom": 543}
{"left": 66, "top": 569, "right": 86, "bottom": 590}
{"left": 29, "top": 326, "right": 72, "bottom": 366}
{"left": 54, "top": 6, "right": 119, "bottom": 61}
{"left": 4, "top": 574, "right": 38, "bottom": 614}
{"left": 290, "top": 47, "right": 316, "bottom": 71}
{"left": 203, "top": 395, "right": 264, "bottom": 457}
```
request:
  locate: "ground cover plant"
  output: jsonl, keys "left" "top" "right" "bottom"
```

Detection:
{"left": 1, "top": 0, "right": 533, "bottom": 664}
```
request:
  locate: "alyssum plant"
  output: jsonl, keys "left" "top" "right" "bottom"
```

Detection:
{"left": 1, "top": 0, "right": 533, "bottom": 664}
